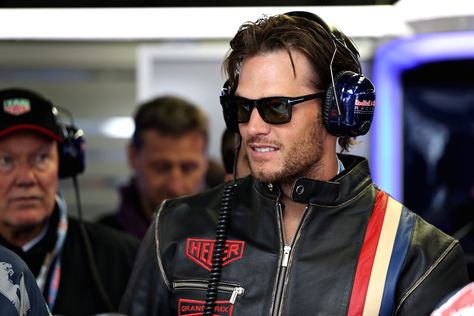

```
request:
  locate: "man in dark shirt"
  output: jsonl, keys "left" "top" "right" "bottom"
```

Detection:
{"left": 98, "top": 95, "right": 210, "bottom": 239}
{"left": 0, "top": 88, "right": 139, "bottom": 315}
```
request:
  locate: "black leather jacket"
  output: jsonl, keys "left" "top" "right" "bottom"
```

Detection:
{"left": 120, "top": 154, "right": 469, "bottom": 316}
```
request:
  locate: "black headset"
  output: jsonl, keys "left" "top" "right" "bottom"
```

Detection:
{"left": 220, "top": 11, "right": 376, "bottom": 137}
{"left": 55, "top": 106, "right": 116, "bottom": 312}
{"left": 0, "top": 87, "right": 85, "bottom": 179}
{"left": 220, "top": 80, "right": 239, "bottom": 133}
{"left": 57, "top": 118, "right": 86, "bottom": 179}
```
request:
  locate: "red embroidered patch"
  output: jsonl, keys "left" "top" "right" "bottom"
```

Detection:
{"left": 178, "top": 299, "right": 233, "bottom": 316}
{"left": 185, "top": 238, "right": 245, "bottom": 271}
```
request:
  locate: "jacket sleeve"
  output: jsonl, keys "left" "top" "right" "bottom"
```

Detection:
{"left": 395, "top": 217, "right": 470, "bottom": 315}
{"left": 118, "top": 219, "right": 172, "bottom": 316}
{"left": 22, "top": 263, "right": 52, "bottom": 316}
{"left": 0, "top": 246, "right": 51, "bottom": 316}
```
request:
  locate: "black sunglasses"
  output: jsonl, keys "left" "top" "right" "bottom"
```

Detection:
{"left": 221, "top": 92, "right": 325, "bottom": 125}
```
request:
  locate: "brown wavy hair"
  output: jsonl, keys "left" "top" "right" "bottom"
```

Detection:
{"left": 222, "top": 13, "right": 360, "bottom": 152}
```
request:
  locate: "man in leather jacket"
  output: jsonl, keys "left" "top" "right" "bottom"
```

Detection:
{"left": 120, "top": 12, "right": 469, "bottom": 316}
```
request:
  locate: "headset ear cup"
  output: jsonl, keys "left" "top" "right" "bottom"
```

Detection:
{"left": 323, "top": 70, "right": 376, "bottom": 137}
{"left": 323, "top": 71, "right": 348, "bottom": 136}
{"left": 58, "top": 125, "right": 86, "bottom": 178}
{"left": 220, "top": 96, "right": 239, "bottom": 134}
{"left": 220, "top": 80, "right": 240, "bottom": 134}
{"left": 322, "top": 82, "right": 334, "bottom": 133}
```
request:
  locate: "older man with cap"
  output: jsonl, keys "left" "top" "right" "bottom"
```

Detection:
{"left": 0, "top": 88, "right": 139, "bottom": 316}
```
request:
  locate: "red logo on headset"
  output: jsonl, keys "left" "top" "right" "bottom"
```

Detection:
{"left": 185, "top": 238, "right": 245, "bottom": 271}
{"left": 355, "top": 99, "right": 375, "bottom": 106}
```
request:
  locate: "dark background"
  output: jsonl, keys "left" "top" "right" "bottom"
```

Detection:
{"left": 402, "top": 59, "right": 474, "bottom": 234}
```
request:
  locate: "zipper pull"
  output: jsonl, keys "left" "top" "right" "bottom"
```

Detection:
{"left": 282, "top": 245, "right": 291, "bottom": 267}
{"left": 229, "top": 286, "right": 244, "bottom": 304}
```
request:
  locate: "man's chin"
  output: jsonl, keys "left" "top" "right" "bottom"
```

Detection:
{"left": 4, "top": 213, "right": 47, "bottom": 230}
{"left": 251, "top": 168, "right": 281, "bottom": 184}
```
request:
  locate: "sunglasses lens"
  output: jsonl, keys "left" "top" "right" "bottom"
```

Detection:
{"left": 262, "top": 98, "right": 290, "bottom": 124}
{"left": 234, "top": 98, "right": 251, "bottom": 123}
{"left": 234, "top": 97, "right": 291, "bottom": 124}
{"left": 229, "top": 93, "right": 322, "bottom": 125}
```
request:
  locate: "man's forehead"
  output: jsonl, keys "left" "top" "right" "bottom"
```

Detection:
{"left": 237, "top": 50, "right": 314, "bottom": 96}
{"left": 0, "top": 130, "right": 57, "bottom": 143}
{"left": 0, "top": 132, "right": 57, "bottom": 153}
{"left": 142, "top": 129, "right": 206, "bottom": 146}
{"left": 144, "top": 128, "right": 204, "bottom": 138}
{"left": 146, "top": 153, "right": 207, "bottom": 170}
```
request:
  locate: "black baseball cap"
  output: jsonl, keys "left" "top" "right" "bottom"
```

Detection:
{"left": 0, "top": 88, "right": 64, "bottom": 142}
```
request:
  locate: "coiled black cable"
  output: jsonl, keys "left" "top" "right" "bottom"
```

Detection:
{"left": 203, "top": 134, "right": 241, "bottom": 315}
{"left": 203, "top": 183, "right": 236, "bottom": 315}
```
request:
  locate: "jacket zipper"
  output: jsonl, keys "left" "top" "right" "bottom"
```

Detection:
{"left": 272, "top": 245, "right": 292, "bottom": 315}
{"left": 173, "top": 280, "right": 245, "bottom": 305}
{"left": 229, "top": 286, "right": 245, "bottom": 304}
{"left": 271, "top": 204, "right": 311, "bottom": 316}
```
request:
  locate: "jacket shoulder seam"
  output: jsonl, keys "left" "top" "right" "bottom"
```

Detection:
{"left": 395, "top": 238, "right": 459, "bottom": 313}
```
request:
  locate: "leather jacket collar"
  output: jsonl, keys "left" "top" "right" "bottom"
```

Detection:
{"left": 255, "top": 154, "right": 372, "bottom": 206}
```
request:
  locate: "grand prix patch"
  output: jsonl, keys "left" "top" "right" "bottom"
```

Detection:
{"left": 178, "top": 299, "right": 233, "bottom": 316}
{"left": 186, "top": 238, "right": 245, "bottom": 271}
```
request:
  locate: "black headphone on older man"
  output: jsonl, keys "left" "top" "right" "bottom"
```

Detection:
{"left": 0, "top": 88, "right": 85, "bottom": 179}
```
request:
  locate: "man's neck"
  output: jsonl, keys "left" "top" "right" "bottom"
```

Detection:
{"left": 280, "top": 194, "right": 307, "bottom": 245}
{"left": 279, "top": 154, "right": 340, "bottom": 245}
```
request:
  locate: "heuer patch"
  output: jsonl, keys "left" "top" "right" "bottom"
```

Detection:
{"left": 186, "top": 238, "right": 244, "bottom": 271}
{"left": 178, "top": 298, "right": 233, "bottom": 316}
{"left": 3, "top": 98, "right": 31, "bottom": 115}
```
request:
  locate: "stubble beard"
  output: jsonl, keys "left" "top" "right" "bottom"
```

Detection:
{"left": 249, "top": 118, "right": 326, "bottom": 186}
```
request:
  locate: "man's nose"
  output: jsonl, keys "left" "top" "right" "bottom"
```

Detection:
{"left": 15, "top": 163, "right": 37, "bottom": 187}
{"left": 166, "top": 167, "right": 189, "bottom": 197}
{"left": 246, "top": 107, "right": 271, "bottom": 136}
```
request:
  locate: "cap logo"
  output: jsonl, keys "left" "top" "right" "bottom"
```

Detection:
{"left": 3, "top": 98, "right": 31, "bottom": 116}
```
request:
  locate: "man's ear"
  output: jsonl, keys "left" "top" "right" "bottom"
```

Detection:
{"left": 127, "top": 142, "right": 137, "bottom": 170}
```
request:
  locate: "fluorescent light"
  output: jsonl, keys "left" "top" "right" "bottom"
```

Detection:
{"left": 395, "top": 0, "right": 474, "bottom": 22}
{"left": 371, "top": 31, "right": 474, "bottom": 201}
{"left": 0, "top": 6, "right": 406, "bottom": 40}
{"left": 100, "top": 117, "right": 134, "bottom": 138}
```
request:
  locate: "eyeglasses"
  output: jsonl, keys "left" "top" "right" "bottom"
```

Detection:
{"left": 221, "top": 92, "right": 325, "bottom": 125}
